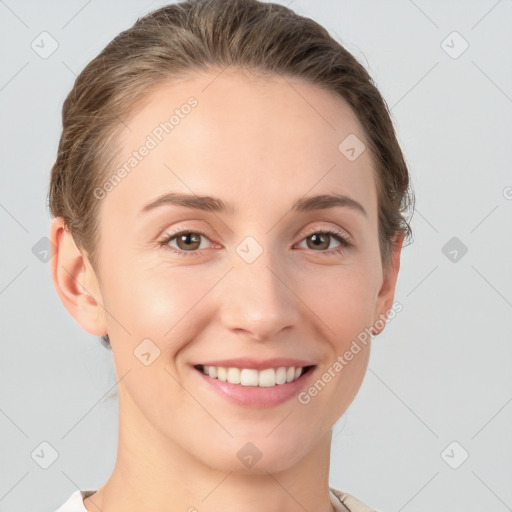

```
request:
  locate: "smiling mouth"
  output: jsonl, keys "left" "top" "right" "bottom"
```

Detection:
{"left": 193, "top": 364, "right": 315, "bottom": 387}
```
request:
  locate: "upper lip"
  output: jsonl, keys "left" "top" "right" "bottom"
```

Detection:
{"left": 194, "top": 358, "right": 316, "bottom": 371}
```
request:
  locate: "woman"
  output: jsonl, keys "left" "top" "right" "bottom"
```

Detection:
{"left": 49, "top": 0, "right": 413, "bottom": 510}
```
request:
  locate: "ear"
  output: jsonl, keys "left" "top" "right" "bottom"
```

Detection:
{"left": 371, "top": 234, "right": 404, "bottom": 335}
{"left": 49, "top": 217, "right": 107, "bottom": 337}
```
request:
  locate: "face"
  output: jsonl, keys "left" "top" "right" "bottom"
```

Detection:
{"left": 66, "top": 67, "right": 400, "bottom": 474}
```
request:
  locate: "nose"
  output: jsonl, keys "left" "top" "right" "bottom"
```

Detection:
{"left": 218, "top": 247, "right": 301, "bottom": 342}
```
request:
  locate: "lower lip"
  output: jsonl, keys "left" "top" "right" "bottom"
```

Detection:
{"left": 192, "top": 366, "right": 317, "bottom": 408}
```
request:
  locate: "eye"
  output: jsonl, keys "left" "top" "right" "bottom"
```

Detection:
{"left": 296, "top": 228, "right": 352, "bottom": 255}
{"left": 159, "top": 230, "right": 212, "bottom": 256}
{"left": 159, "top": 227, "right": 352, "bottom": 257}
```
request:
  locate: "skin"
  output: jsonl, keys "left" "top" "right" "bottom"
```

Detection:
{"left": 50, "top": 67, "right": 402, "bottom": 512}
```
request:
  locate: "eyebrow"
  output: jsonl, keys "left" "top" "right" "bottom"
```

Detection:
{"left": 139, "top": 192, "right": 367, "bottom": 217}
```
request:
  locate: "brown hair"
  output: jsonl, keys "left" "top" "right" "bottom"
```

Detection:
{"left": 48, "top": 0, "right": 414, "bottom": 348}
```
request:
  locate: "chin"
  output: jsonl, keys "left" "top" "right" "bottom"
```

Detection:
{"left": 201, "top": 436, "right": 309, "bottom": 474}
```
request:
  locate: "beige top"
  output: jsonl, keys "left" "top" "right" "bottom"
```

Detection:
{"left": 56, "top": 488, "right": 378, "bottom": 511}
{"left": 330, "top": 487, "right": 379, "bottom": 512}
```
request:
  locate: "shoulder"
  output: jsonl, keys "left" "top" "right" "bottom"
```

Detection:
{"left": 54, "top": 489, "right": 96, "bottom": 512}
{"left": 330, "top": 487, "right": 381, "bottom": 512}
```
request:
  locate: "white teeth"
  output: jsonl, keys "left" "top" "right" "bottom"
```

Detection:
{"left": 227, "top": 367, "right": 241, "bottom": 384}
{"left": 199, "top": 365, "right": 308, "bottom": 387}
{"left": 240, "top": 369, "right": 259, "bottom": 386}
{"left": 258, "top": 368, "right": 276, "bottom": 387}
{"left": 275, "top": 367, "right": 287, "bottom": 385}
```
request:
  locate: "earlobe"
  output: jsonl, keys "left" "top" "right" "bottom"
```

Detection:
{"left": 49, "top": 217, "right": 107, "bottom": 337}
{"left": 372, "top": 234, "right": 404, "bottom": 335}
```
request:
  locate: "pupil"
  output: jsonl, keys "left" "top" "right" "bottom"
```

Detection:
{"left": 310, "top": 233, "right": 328, "bottom": 250}
{"left": 180, "top": 233, "right": 199, "bottom": 250}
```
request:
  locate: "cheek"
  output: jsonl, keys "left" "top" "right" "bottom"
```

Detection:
{"left": 301, "top": 265, "right": 379, "bottom": 345}
{"left": 297, "top": 269, "right": 375, "bottom": 422}
{"left": 103, "top": 252, "right": 380, "bottom": 355}
{"left": 102, "top": 257, "right": 220, "bottom": 347}
{"left": 102, "top": 263, "right": 213, "bottom": 415}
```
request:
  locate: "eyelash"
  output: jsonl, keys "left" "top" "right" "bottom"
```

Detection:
{"left": 158, "top": 227, "right": 352, "bottom": 257}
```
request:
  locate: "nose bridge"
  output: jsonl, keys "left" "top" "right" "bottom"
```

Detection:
{"left": 219, "top": 237, "right": 299, "bottom": 339}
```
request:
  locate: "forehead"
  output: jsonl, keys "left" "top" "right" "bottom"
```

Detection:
{"left": 103, "top": 67, "right": 377, "bottom": 221}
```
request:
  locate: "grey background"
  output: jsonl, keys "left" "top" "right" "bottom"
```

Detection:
{"left": 1, "top": 1, "right": 511, "bottom": 511}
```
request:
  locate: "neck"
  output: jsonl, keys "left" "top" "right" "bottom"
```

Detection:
{"left": 84, "top": 395, "right": 336, "bottom": 512}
